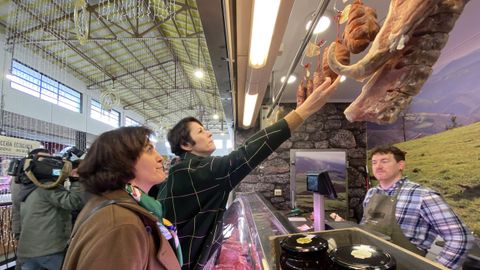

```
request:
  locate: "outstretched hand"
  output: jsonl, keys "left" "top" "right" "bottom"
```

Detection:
{"left": 330, "top": 212, "right": 345, "bottom": 222}
{"left": 295, "top": 76, "right": 340, "bottom": 120}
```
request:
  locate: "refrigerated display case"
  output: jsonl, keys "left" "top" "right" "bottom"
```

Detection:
{"left": 208, "top": 192, "right": 451, "bottom": 270}
{"left": 270, "top": 228, "right": 449, "bottom": 270}
{"left": 207, "top": 192, "right": 297, "bottom": 269}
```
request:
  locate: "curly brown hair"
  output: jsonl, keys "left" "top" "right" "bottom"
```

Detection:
{"left": 78, "top": 126, "right": 153, "bottom": 194}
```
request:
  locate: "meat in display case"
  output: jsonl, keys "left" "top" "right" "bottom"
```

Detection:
{"left": 206, "top": 192, "right": 297, "bottom": 269}
{"left": 205, "top": 192, "right": 451, "bottom": 270}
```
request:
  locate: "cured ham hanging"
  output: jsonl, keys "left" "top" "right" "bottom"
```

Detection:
{"left": 327, "top": 0, "right": 469, "bottom": 124}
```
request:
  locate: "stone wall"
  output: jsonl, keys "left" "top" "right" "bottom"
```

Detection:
{"left": 234, "top": 103, "right": 367, "bottom": 219}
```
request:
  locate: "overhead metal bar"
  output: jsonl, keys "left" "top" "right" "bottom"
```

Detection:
{"left": 74, "top": 3, "right": 192, "bottom": 118}
{"left": 60, "top": 5, "right": 159, "bottom": 111}
{"left": 87, "top": 60, "right": 173, "bottom": 88}
{"left": 139, "top": 4, "right": 188, "bottom": 37}
{"left": 89, "top": 41, "right": 180, "bottom": 115}
{"left": 141, "top": 39, "right": 177, "bottom": 87}
{"left": 116, "top": 0, "right": 139, "bottom": 36}
{"left": 143, "top": 1, "right": 207, "bottom": 110}
{"left": 105, "top": 32, "right": 191, "bottom": 110}
{"left": 11, "top": 0, "right": 116, "bottom": 80}
{"left": 267, "top": 0, "right": 331, "bottom": 118}
{"left": 90, "top": 8, "right": 134, "bottom": 35}
{"left": 49, "top": 1, "right": 157, "bottom": 113}
{"left": 124, "top": 88, "right": 218, "bottom": 109}
{"left": 187, "top": 6, "right": 215, "bottom": 90}
{"left": 146, "top": 107, "right": 186, "bottom": 121}
{"left": 168, "top": 5, "right": 216, "bottom": 110}
{"left": 4, "top": 0, "right": 223, "bottom": 130}
{"left": 146, "top": 104, "right": 220, "bottom": 121}
{"left": 7, "top": 37, "right": 202, "bottom": 44}
{"left": 5, "top": 1, "right": 104, "bottom": 44}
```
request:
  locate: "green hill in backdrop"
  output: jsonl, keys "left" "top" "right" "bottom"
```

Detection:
{"left": 394, "top": 121, "right": 480, "bottom": 236}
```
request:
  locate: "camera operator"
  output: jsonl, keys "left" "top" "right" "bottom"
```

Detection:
{"left": 9, "top": 168, "right": 24, "bottom": 270}
{"left": 15, "top": 148, "right": 85, "bottom": 270}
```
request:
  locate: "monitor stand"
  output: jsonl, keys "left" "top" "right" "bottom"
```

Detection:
{"left": 313, "top": 193, "right": 325, "bottom": 231}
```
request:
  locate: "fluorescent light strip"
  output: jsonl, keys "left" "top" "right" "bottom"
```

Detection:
{"left": 248, "top": 0, "right": 281, "bottom": 69}
{"left": 243, "top": 93, "right": 258, "bottom": 127}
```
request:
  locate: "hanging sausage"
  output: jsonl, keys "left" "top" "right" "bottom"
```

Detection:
{"left": 343, "top": 0, "right": 380, "bottom": 54}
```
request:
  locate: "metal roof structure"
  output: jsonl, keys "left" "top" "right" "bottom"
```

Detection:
{"left": 0, "top": 0, "right": 229, "bottom": 132}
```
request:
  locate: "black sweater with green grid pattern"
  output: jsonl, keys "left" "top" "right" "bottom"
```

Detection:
{"left": 157, "top": 119, "right": 291, "bottom": 270}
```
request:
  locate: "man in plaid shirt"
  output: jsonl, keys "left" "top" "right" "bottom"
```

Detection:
{"left": 362, "top": 145, "right": 474, "bottom": 269}
{"left": 158, "top": 78, "right": 339, "bottom": 269}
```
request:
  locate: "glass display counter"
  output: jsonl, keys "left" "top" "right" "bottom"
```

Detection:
{"left": 208, "top": 192, "right": 296, "bottom": 269}
{"left": 271, "top": 228, "right": 449, "bottom": 270}
{"left": 208, "top": 192, "right": 451, "bottom": 270}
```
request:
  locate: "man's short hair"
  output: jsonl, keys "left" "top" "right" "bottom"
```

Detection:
{"left": 167, "top": 117, "right": 203, "bottom": 156}
{"left": 77, "top": 126, "right": 153, "bottom": 194}
{"left": 369, "top": 145, "right": 406, "bottom": 162}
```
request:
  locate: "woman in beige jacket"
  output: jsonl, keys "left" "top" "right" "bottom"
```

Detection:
{"left": 62, "top": 126, "right": 181, "bottom": 270}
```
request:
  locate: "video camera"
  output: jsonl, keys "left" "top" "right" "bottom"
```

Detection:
{"left": 59, "top": 146, "right": 85, "bottom": 169}
{"left": 7, "top": 146, "right": 85, "bottom": 188}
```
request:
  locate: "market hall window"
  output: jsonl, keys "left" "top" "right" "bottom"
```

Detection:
{"left": 214, "top": 139, "right": 223, "bottom": 150}
{"left": 8, "top": 60, "right": 82, "bottom": 113}
{"left": 90, "top": 99, "right": 120, "bottom": 128}
{"left": 125, "top": 116, "right": 140, "bottom": 127}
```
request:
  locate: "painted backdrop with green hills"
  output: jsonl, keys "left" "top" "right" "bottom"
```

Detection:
{"left": 392, "top": 122, "right": 480, "bottom": 236}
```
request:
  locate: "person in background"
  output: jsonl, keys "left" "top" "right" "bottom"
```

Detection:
{"left": 361, "top": 145, "right": 474, "bottom": 269}
{"left": 17, "top": 149, "right": 84, "bottom": 270}
{"left": 62, "top": 126, "right": 181, "bottom": 270}
{"left": 9, "top": 157, "right": 29, "bottom": 270}
{"left": 63, "top": 157, "right": 90, "bottom": 228}
{"left": 158, "top": 77, "right": 340, "bottom": 269}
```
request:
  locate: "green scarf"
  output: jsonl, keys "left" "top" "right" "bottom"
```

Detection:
{"left": 125, "top": 184, "right": 183, "bottom": 266}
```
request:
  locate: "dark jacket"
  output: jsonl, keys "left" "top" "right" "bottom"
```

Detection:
{"left": 9, "top": 179, "right": 21, "bottom": 240}
{"left": 158, "top": 119, "right": 292, "bottom": 269}
{"left": 63, "top": 189, "right": 181, "bottom": 270}
{"left": 18, "top": 181, "right": 84, "bottom": 258}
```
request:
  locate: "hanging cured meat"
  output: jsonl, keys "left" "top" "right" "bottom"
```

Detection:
{"left": 306, "top": 75, "right": 314, "bottom": 97}
{"left": 296, "top": 79, "right": 307, "bottom": 107}
{"left": 327, "top": 0, "right": 469, "bottom": 124}
{"left": 322, "top": 40, "right": 350, "bottom": 81}
{"left": 313, "top": 46, "right": 324, "bottom": 89}
{"left": 343, "top": 0, "right": 380, "bottom": 54}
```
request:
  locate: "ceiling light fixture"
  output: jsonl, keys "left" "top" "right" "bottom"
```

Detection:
{"left": 243, "top": 93, "right": 258, "bottom": 127}
{"left": 248, "top": 0, "right": 281, "bottom": 69}
{"left": 280, "top": 75, "right": 297, "bottom": 84}
{"left": 306, "top": 16, "right": 331, "bottom": 34}
{"left": 194, "top": 69, "right": 204, "bottom": 79}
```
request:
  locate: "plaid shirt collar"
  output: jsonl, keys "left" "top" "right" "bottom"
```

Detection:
{"left": 376, "top": 176, "right": 408, "bottom": 196}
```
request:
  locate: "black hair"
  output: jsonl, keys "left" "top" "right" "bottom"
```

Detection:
{"left": 369, "top": 145, "right": 406, "bottom": 162}
{"left": 167, "top": 117, "right": 202, "bottom": 156}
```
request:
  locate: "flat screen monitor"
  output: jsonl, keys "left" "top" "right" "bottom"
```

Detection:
{"left": 306, "top": 171, "right": 337, "bottom": 199}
